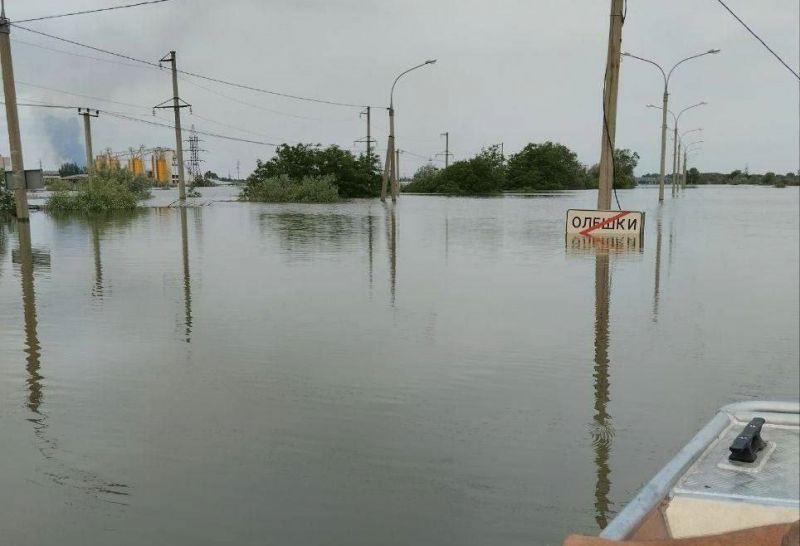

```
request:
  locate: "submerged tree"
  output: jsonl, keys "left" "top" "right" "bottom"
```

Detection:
{"left": 249, "top": 143, "right": 380, "bottom": 198}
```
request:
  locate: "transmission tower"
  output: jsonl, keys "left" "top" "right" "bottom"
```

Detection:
{"left": 185, "top": 125, "right": 205, "bottom": 184}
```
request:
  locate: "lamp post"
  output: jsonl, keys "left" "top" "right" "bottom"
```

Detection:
{"left": 677, "top": 127, "right": 702, "bottom": 191}
{"left": 647, "top": 102, "right": 707, "bottom": 196}
{"left": 683, "top": 141, "right": 704, "bottom": 188}
{"left": 380, "top": 59, "right": 436, "bottom": 202}
{"left": 624, "top": 49, "right": 719, "bottom": 203}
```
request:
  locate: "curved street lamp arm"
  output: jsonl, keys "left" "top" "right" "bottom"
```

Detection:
{"left": 646, "top": 104, "right": 677, "bottom": 124}
{"left": 623, "top": 53, "right": 667, "bottom": 88}
{"left": 680, "top": 127, "right": 702, "bottom": 140}
{"left": 390, "top": 60, "right": 436, "bottom": 107}
{"left": 666, "top": 49, "right": 720, "bottom": 86}
{"left": 675, "top": 101, "right": 707, "bottom": 124}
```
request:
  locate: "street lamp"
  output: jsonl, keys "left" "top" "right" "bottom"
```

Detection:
{"left": 647, "top": 101, "right": 707, "bottom": 196}
{"left": 677, "top": 128, "right": 702, "bottom": 190}
{"left": 624, "top": 49, "right": 720, "bottom": 202}
{"left": 381, "top": 59, "right": 437, "bottom": 202}
{"left": 682, "top": 140, "right": 704, "bottom": 188}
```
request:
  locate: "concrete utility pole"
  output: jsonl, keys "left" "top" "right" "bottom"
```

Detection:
{"left": 355, "top": 107, "right": 376, "bottom": 160}
{"left": 395, "top": 149, "right": 400, "bottom": 187}
{"left": 155, "top": 51, "right": 189, "bottom": 200}
{"left": 0, "top": 2, "right": 29, "bottom": 220}
{"left": 381, "top": 106, "right": 395, "bottom": 202}
{"left": 671, "top": 125, "right": 679, "bottom": 197}
{"left": 79, "top": 108, "right": 99, "bottom": 172}
{"left": 683, "top": 150, "right": 688, "bottom": 187}
{"left": 623, "top": 50, "right": 719, "bottom": 203}
{"left": 441, "top": 132, "right": 451, "bottom": 168}
{"left": 381, "top": 60, "right": 436, "bottom": 203}
{"left": 364, "top": 106, "right": 372, "bottom": 158}
{"left": 597, "top": 0, "right": 624, "bottom": 211}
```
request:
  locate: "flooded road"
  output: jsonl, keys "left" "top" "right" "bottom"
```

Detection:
{"left": 1, "top": 186, "right": 798, "bottom": 545}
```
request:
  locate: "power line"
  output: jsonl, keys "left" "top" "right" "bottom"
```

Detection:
{"left": 17, "top": 80, "right": 151, "bottom": 112}
{"left": 715, "top": 0, "right": 800, "bottom": 80}
{"left": 101, "top": 110, "right": 278, "bottom": 146}
{"left": 16, "top": 0, "right": 173, "bottom": 23}
{"left": 12, "top": 37, "right": 152, "bottom": 71}
{"left": 11, "top": 24, "right": 161, "bottom": 68}
{"left": 13, "top": 36, "right": 357, "bottom": 124}
{"left": 178, "top": 75, "right": 353, "bottom": 123}
{"left": 189, "top": 111, "right": 298, "bottom": 143}
{"left": 11, "top": 23, "right": 372, "bottom": 108}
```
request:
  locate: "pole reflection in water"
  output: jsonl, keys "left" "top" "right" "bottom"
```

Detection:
{"left": 385, "top": 205, "right": 397, "bottom": 305}
{"left": 367, "top": 213, "right": 374, "bottom": 291}
{"left": 18, "top": 221, "right": 130, "bottom": 501}
{"left": 18, "top": 221, "right": 42, "bottom": 414}
{"left": 652, "top": 210, "right": 663, "bottom": 322}
{"left": 592, "top": 253, "right": 613, "bottom": 529}
{"left": 445, "top": 216, "right": 449, "bottom": 263}
{"left": 180, "top": 207, "right": 193, "bottom": 343}
{"left": 91, "top": 220, "right": 104, "bottom": 299}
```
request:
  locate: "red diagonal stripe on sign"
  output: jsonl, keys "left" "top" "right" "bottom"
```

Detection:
{"left": 579, "top": 211, "right": 630, "bottom": 236}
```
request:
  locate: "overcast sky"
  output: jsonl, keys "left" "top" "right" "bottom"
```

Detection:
{"left": 3, "top": 0, "right": 799, "bottom": 177}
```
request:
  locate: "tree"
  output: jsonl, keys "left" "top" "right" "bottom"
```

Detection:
{"left": 687, "top": 167, "right": 700, "bottom": 186}
{"left": 402, "top": 152, "right": 503, "bottom": 195}
{"left": 506, "top": 141, "right": 586, "bottom": 191}
{"left": 762, "top": 172, "right": 776, "bottom": 186}
{"left": 437, "top": 155, "right": 504, "bottom": 195}
{"left": 59, "top": 162, "right": 85, "bottom": 177}
{"left": 585, "top": 149, "right": 639, "bottom": 189}
{"left": 249, "top": 143, "right": 380, "bottom": 198}
{"left": 403, "top": 164, "right": 440, "bottom": 193}
{"left": 203, "top": 170, "right": 219, "bottom": 180}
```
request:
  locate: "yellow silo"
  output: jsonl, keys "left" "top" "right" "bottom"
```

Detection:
{"left": 128, "top": 157, "right": 144, "bottom": 176}
{"left": 151, "top": 150, "right": 169, "bottom": 185}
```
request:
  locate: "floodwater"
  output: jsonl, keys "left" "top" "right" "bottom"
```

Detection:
{"left": 1, "top": 186, "right": 798, "bottom": 545}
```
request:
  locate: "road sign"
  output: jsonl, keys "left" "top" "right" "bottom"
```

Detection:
{"left": 566, "top": 209, "right": 645, "bottom": 240}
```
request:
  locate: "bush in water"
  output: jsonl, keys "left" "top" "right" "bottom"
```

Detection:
{"left": 241, "top": 174, "right": 340, "bottom": 203}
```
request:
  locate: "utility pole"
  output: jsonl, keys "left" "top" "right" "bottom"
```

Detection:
{"left": 675, "top": 141, "right": 682, "bottom": 193}
{"left": 682, "top": 149, "right": 688, "bottom": 188}
{"left": 355, "top": 107, "right": 376, "bottom": 159}
{"left": 0, "top": 2, "right": 29, "bottom": 220}
{"left": 236, "top": 160, "right": 240, "bottom": 181}
{"left": 671, "top": 125, "right": 678, "bottom": 197}
{"left": 155, "top": 51, "right": 190, "bottom": 201}
{"left": 597, "top": 0, "right": 624, "bottom": 211}
{"left": 381, "top": 106, "right": 396, "bottom": 202}
{"left": 395, "top": 149, "right": 400, "bottom": 186}
{"left": 441, "top": 132, "right": 451, "bottom": 168}
{"left": 79, "top": 108, "right": 99, "bottom": 172}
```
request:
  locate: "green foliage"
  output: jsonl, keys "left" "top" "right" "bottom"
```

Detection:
{"left": 203, "top": 170, "right": 219, "bottom": 180}
{"left": 506, "top": 141, "right": 587, "bottom": 191}
{"left": 241, "top": 174, "right": 340, "bottom": 203}
{"left": 676, "top": 170, "right": 798, "bottom": 186}
{"left": 0, "top": 188, "right": 14, "bottom": 215}
{"left": 250, "top": 143, "right": 380, "bottom": 198}
{"left": 585, "top": 149, "right": 639, "bottom": 190}
{"left": 45, "top": 168, "right": 152, "bottom": 212}
{"left": 45, "top": 179, "right": 74, "bottom": 192}
{"left": 58, "top": 162, "right": 85, "bottom": 177}
{"left": 190, "top": 177, "right": 217, "bottom": 188}
{"left": 687, "top": 167, "right": 700, "bottom": 186}
{"left": 403, "top": 147, "right": 505, "bottom": 195}
{"left": 403, "top": 164, "right": 440, "bottom": 193}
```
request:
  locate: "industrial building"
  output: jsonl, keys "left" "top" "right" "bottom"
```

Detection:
{"left": 94, "top": 146, "right": 180, "bottom": 187}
